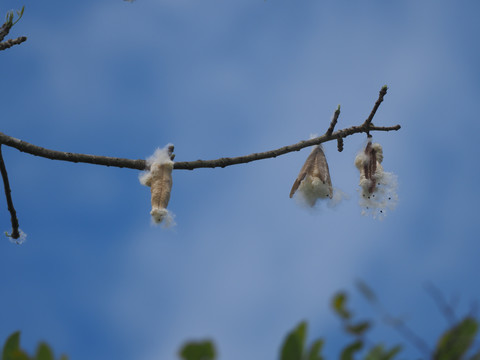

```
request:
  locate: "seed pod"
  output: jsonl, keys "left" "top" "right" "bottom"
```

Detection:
{"left": 290, "top": 145, "right": 333, "bottom": 207}
{"left": 355, "top": 140, "right": 397, "bottom": 219}
{"left": 148, "top": 161, "right": 173, "bottom": 223}
{"left": 139, "top": 145, "right": 175, "bottom": 226}
{"left": 355, "top": 141, "right": 384, "bottom": 195}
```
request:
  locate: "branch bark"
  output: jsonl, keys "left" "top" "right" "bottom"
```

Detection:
{"left": 0, "top": 36, "right": 27, "bottom": 51}
{"left": 0, "top": 124, "right": 399, "bottom": 171}
{"left": 0, "top": 87, "right": 400, "bottom": 171}
{"left": 0, "top": 87, "right": 400, "bottom": 172}
{"left": 0, "top": 145, "right": 20, "bottom": 239}
{"left": 0, "top": 7, "right": 27, "bottom": 51}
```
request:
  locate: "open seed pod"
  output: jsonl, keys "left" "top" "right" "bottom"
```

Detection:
{"left": 355, "top": 140, "right": 397, "bottom": 219}
{"left": 290, "top": 145, "right": 333, "bottom": 207}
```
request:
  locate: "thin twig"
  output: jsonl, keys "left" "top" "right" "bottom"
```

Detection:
{"left": 382, "top": 314, "right": 432, "bottom": 358}
{"left": 0, "top": 145, "right": 20, "bottom": 239}
{"left": 326, "top": 105, "right": 341, "bottom": 136}
{"left": 363, "top": 85, "right": 388, "bottom": 134}
{"left": 424, "top": 282, "right": 456, "bottom": 325}
{"left": 0, "top": 36, "right": 27, "bottom": 51}
{"left": 356, "top": 281, "right": 431, "bottom": 358}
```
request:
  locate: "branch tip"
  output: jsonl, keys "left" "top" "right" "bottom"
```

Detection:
{"left": 326, "top": 106, "right": 341, "bottom": 136}
{"left": 337, "top": 137, "right": 344, "bottom": 152}
{"left": 0, "top": 145, "right": 21, "bottom": 241}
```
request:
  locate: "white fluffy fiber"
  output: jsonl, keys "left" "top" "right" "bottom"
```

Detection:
{"left": 7, "top": 229, "right": 27, "bottom": 245}
{"left": 296, "top": 179, "right": 347, "bottom": 209}
{"left": 297, "top": 176, "right": 332, "bottom": 207}
{"left": 151, "top": 208, "right": 176, "bottom": 228}
{"left": 359, "top": 170, "right": 398, "bottom": 220}
{"left": 139, "top": 144, "right": 174, "bottom": 186}
{"left": 355, "top": 141, "right": 398, "bottom": 220}
{"left": 146, "top": 145, "right": 174, "bottom": 167}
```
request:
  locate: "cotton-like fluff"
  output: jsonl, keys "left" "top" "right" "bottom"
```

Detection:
{"left": 5, "top": 229, "right": 27, "bottom": 245}
{"left": 139, "top": 145, "right": 175, "bottom": 227}
{"left": 290, "top": 145, "right": 334, "bottom": 207}
{"left": 355, "top": 140, "right": 398, "bottom": 219}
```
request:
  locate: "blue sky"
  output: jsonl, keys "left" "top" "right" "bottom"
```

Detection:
{"left": 1, "top": 0, "right": 480, "bottom": 359}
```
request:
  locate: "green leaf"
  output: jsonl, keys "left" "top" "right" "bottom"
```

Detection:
{"left": 35, "top": 343, "right": 54, "bottom": 360}
{"left": 2, "top": 332, "right": 29, "bottom": 360}
{"left": 307, "top": 339, "right": 324, "bottom": 360}
{"left": 179, "top": 340, "right": 216, "bottom": 360}
{"left": 383, "top": 345, "right": 402, "bottom": 359}
{"left": 332, "top": 293, "right": 351, "bottom": 320}
{"left": 434, "top": 317, "right": 478, "bottom": 360}
{"left": 345, "top": 322, "right": 371, "bottom": 336}
{"left": 364, "top": 344, "right": 385, "bottom": 360}
{"left": 340, "top": 340, "right": 363, "bottom": 360}
{"left": 364, "top": 344, "right": 401, "bottom": 360}
{"left": 2, "top": 332, "right": 20, "bottom": 358}
{"left": 280, "top": 321, "right": 307, "bottom": 360}
{"left": 3, "top": 332, "right": 21, "bottom": 360}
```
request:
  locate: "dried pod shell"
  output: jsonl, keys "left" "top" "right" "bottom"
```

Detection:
{"left": 139, "top": 145, "right": 175, "bottom": 225}
{"left": 290, "top": 145, "right": 333, "bottom": 206}
{"left": 355, "top": 140, "right": 398, "bottom": 219}
{"left": 355, "top": 141, "right": 383, "bottom": 194}
{"left": 149, "top": 162, "right": 173, "bottom": 223}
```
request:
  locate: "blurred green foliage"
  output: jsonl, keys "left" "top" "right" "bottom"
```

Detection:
{"left": 4, "top": 285, "right": 480, "bottom": 360}
{"left": 179, "top": 285, "right": 480, "bottom": 360}
{"left": 1, "top": 332, "right": 67, "bottom": 360}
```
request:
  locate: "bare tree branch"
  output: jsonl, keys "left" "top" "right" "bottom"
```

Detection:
{"left": 0, "top": 22, "right": 13, "bottom": 42}
{"left": 0, "top": 36, "right": 27, "bottom": 50}
{"left": 174, "top": 124, "right": 399, "bottom": 170}
{"left": 0, "top": 6, "right": 27, "bottom": 51}
{"left": 0, "top": 124, "right": 399, "bottom": 171}
{"left": 0, "top": 132, "right": 148, "bottom": 170}
{"left": 0, "top": 145, "right": 20, "bottom": 239}
{"left": 0, "top": 87, "right": 400, "bottom": 171}
{"left": 0, "top": 88, "right": 399, "bottom": 171}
